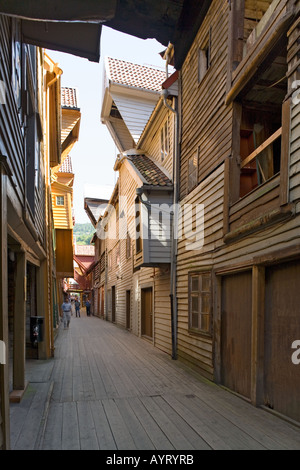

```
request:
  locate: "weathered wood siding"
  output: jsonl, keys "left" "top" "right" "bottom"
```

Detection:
{"left": 180, "top": 0, "right": 231, "bottom": 200}
{"left": 140, "top": 102, "right": 174, "bottom": 179}
{"left": 177, "top": 0, "right": 230, "bottom": 379}
{"left": 0, "top": 16, "right": 25, "bottom": 206}
{"left": 177, "top": 0, "right": 300, "bottom": 422}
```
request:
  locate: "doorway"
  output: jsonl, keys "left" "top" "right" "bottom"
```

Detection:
{"left": 221, "top": 271, "right": 252, "bottom": 399}
{"left": 126, "top": 290, "right": 131, "bottom": 329}
{"left": 141, "top": 287, "right": 153, "bottom": 339}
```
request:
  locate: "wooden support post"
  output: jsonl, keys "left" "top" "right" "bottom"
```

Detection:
{"left": 251, "top": 265, "right": 265, "bottom": 406}
{"left": 223, "top": 102, "right": 242, "bottom": 236}
{"left": 0, "top": 160, "right": 10, "bottom": 449}
{"left": 36, "top": 260, "right": 51, "bottom": 359}
{"left": 279, "top": 99, "right": 291, "bottom": 206}
{"left": 213, "top": 274, "right": 222, "bottom": 384}
{"left": 13, "top": 252, "right": 26, "bottom": 391}
{"left": 226, "top": 0, "right": 245, "bottom": 93}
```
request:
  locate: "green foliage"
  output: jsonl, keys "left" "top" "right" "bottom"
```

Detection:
{"left": 73, "top": 223, "right": 94, "bottom": 245}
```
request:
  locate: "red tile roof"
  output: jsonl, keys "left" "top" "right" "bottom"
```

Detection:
{"left": 59, "top": 155, "right": 73, "bottom": 173}
{"left": 106, "top": 57, "right": 166, "bottom": 92}
{"left": 61, "top": 87, "right": 79, "bottom": 109}
{"left": 128, "top": 155, "right": 172, "bottom": 187}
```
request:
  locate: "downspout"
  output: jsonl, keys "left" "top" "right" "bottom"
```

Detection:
{"left": 161, "top": 69, "right": 179, "bottom": 360}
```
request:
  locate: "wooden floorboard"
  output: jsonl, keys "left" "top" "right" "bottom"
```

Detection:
{"left": 9, "top": 313, "right": 300, "bottom": 450}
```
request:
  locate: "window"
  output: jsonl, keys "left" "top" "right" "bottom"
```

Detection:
{"left": 189, "top": 272, "right": 212, "bottom": 334}
{"left": 126, "top": 232, "right": 132, "bottom": 259}
{"left": 198, "top": 28, "right": 211, "bottom": 83}
{"left": 108, "top": 251, "right": 112, "bottom": 271}
{"left": 135, "top": 197, "right": 142, "bottom": 253}
{"left": 116, "top": 244, "right": 120, "bottom": 267}
{"left": 160, "top": 120, "right": 169, "bottom": 161}
{"left": 56, "top": 195, "right": 65, "bottom": 206}
{"left": 12, "top": 20, "right": 22, "bottom": 110}
{"left": 187, "top": 150, "right": 198, "bottom": 192}
{"left": 238, "top": 39, "right": 287, "bottom": 199}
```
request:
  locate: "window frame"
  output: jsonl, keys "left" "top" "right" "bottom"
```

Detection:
{"left": 160, "top": 119, "right": 169, "bottom": 162}
{"left": 198, "top": 27, "right": 212, "bottom": 84}
{"left": 188, "top": 271, "right": 212, "bottom": 336}
{"left": 56, "top": 195, "right": 65, "bottom": 206}
{"left": 135, "top": 197, "right": 143, "bottom": 254}
{"left": 187, "top": 149, "right": 199, "bottom": 193}
{"left": 126, "top": 231, "right": 132, "bottom": 259}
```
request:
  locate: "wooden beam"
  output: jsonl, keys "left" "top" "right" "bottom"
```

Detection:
{"left": 251, "top": 266, "right": 265, "bottom": 406}
{"left": 240, "top": 127, "right": 282, "bottom": 168}
{"left": 279, "top": 99, "right": 291, "bottom": 206}
{"left": 13, "top": 252, "right": 26, "bottom": 391}
{"left": 0, "top": 0, "right": 116, "bottom": 21}
{"left": 0, "top": 161, "right": 10, "bottom": 449}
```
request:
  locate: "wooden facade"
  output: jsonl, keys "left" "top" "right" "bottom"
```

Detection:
{"left": 50, "top": 87, "right": 81, "bottom": 307}
{"left": 0, "top": 16, "right": 63, "bottom": 448}
{"left": 88, "top": 0, "right": 300, "bottom": 425}
{"left": 177, "top": 0, "right": 300, "bottom": 423}
{"left": 0, "top": 15, "right": 87, "bottom": 449}
{"left": 87, "top": 61, "right": 178, "bottom": 357}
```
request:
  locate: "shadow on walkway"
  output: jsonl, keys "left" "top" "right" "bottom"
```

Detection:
{"left": 9, "top": 315, "right": 300, "bottom": 450}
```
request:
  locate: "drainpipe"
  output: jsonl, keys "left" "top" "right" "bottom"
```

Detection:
{"left": 161, "top": 77, "right": 179, "bottom": 361}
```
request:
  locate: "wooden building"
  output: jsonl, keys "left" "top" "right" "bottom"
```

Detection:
{"left": 0, "top": 13, "right": 100, "bottom": 450}
{"left": 92, "top": 58, "right": 179, "bottom": 356}
{"left": 94, "top": 0, "right": 300, "bottom": 425}
{"left": 0, "top": 19, "right": 62, "bottom": 449}
{"left": 73, "top": 244, "right": 96, "bottom": 305}
{"left": 51, "top": 86, "right": 81, "bottom": 309}
{"left": 176, "top": 0, "right": 300, "bottom": 424}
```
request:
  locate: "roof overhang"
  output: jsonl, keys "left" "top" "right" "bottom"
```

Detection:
{"left": 22, "top": 20, "right": 102, "bottom": 62}
{"left": 3, "top": 0, "right": 212, "bottom": 69}
{"left": 84, "top": 197, "right": 109, "bottom": 226}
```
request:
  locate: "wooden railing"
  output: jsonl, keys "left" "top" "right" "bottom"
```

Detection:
{"left": 240, "top": 127, "right": 282, "bottom": 169}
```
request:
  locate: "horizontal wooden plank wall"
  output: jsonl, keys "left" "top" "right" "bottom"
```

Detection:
{"left": 180, "top": 0, "right": 231, "bottom": 200}
{"left": 176, "top": 0, "right": 300, "bottom": 386}
{"left": 0, "top": 16, "right": 25, "bottom": 206}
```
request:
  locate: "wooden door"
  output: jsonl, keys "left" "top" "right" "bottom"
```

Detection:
{"left": 221, "top": 271, "right": 252, "bottom": 398}
{"left": 100, "top": 286, "right": 104, "bottom": 317}
{"left": 112, "top": 286, "right": 116, "bottom": 323}
{"left": 264, "top": 259, "right": 300, "bottom": 422}
{"left": 141, "top": 287, "right": 153, "bottom": 338}
{"left": 126, "top": 290, "right": 131, "bottom": 329}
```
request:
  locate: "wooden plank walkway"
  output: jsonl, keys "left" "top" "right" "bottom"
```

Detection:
{"left": 9, "top": 310, "right": 300, "bottom": 450}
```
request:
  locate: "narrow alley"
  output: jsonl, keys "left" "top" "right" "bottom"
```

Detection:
{"left": 9, "top": 311, "right": 300, "bottom": 451}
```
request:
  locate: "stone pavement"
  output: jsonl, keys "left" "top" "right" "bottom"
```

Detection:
{"left": 9, "top": 312, "right": 300, "bottom": 450}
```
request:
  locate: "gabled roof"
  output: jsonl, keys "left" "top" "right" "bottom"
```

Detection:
{"left": 101, "top": 58, "right": 165, "bottom": 152}
{"left": 116, "top": 152, "right": 172, "bottom": 189}
{"left": 128, "top": 155, "right": 172, "bottom": 188}
{"left": 106, "top": 57, "right": 166, "bottom": 92}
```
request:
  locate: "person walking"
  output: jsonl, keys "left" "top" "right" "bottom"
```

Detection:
{"left": 75, "top": 297, "right": 81, "bottom": 317}
{"left": 61, "top": 297, "right": 72, "bottom": 329}
{"left": 85, "top": 298, "right": 91, "bottom": 316}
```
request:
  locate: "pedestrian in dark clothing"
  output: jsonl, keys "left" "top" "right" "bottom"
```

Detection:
{"left": 75, "top": 298, "right": 81, "bottom": 317}
{"left": 85, "top": 299, "right": 91, "bottom": 316}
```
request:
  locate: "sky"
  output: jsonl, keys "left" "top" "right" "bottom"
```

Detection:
{"left": 48, "top": 25, "right": 168, "bottom": 224}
